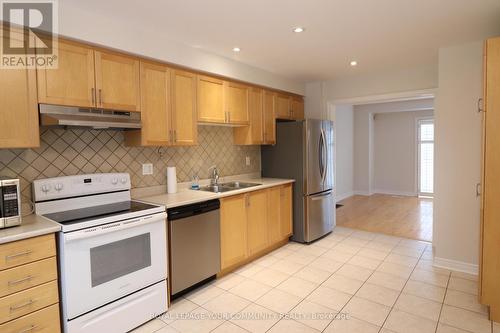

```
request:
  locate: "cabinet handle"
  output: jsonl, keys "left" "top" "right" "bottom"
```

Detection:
{"left": 18, "top": 325, "right": 39, "bottom": 333}
{"left": 173, "top": 130, "right": 177, "bottom": 142}
{"left": 228, "top": 112, "right": 231, "bottom": 123}
{"left": 478, "top": 98, "right": 484, "bottom": 113}
{"left": 8, "top": 275, "right": 33, "bottom": 286}
{"left": 91, "top": 88, "right": 95, "bottom": 105}
{"left": 5, "top": 250, "right": 32, "bottom": 260}
{"left": 476, "top": 183, "right": 482, "bottom": 197}
{"left": 99, "top": 89, "right": 103, "bottom": 106}
{"left": 10, "top": 299, "right": 36, "bottom": 311}
{"left": 224, "top": 112, "right": 227, "bottom": 123}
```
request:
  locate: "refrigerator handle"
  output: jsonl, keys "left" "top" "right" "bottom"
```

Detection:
{"left": 320, "top": 129, "right": 327, "bottom": 183}
{"left": 311, "top": 190, "right": 333, "bottom": 200}
{"left": 318, "top": 130, "right": 324, "bottom": 181}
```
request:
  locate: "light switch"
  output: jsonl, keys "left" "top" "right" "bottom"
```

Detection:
{"left": 142, "top": 163, "right": 153, "bottom": 175}
{"left": 245, "top": 156, "right": 250, "bottom": 166}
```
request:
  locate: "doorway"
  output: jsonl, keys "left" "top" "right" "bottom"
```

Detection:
{"left": 417, "top": 118, "right": 435, "bottom": 197}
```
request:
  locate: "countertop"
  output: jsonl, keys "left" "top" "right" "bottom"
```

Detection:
{"left": 136, "top": 177, "right": 295, "bottom": 209}
{"left": 0, "top": 214, "right": 61, "bottom": 245}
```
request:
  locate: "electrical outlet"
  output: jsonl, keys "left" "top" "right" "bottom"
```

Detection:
{"left": 142, "top": 163, "right": 153, "bottom": 175}
{"left": 245, "top": 156, "right": 250, "bottom": 166}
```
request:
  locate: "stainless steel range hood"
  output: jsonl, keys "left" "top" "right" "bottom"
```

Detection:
{"left": 39, "top": 104, "right": 141, "bottom": 130}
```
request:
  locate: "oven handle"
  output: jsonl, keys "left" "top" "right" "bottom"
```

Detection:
{"left": 64, "top": 212, "right": 167, "bottom": 242}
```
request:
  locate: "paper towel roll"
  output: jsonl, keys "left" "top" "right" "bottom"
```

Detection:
{"left": 167, "top": 167, "right": 177, "bottom": 194}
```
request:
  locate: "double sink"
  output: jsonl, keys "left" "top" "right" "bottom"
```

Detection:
{"left": 197, "top": 181, "right": 262, "bottom": 193}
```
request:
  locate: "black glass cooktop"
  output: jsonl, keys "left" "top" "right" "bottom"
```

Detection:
{"left": 43, "top": 201, "right": 159, "bottom": 225}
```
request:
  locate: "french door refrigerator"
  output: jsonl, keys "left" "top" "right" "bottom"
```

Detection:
{"left": 262, "top": 119, "right": 335, "bottom": 243}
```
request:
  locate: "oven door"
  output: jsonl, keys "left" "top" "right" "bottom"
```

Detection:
{"left": 62, "top": 212, "right": 167, "bottom": 320}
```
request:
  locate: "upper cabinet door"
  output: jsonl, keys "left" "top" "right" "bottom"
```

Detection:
{"left": 138, "top": 62, "right": 171, "bottom": 146}
{"left": 0, "top": 65, "right": 39, "bottom": 148}
{"left": 275, "top": 93, "right": 291, "bottom": 119}
{"left": 0, "top": 32, "right": 39, "bottom": 148}
{"left": 197, "top": 75, "right": 225, "bottom": 123}
{"left": 233, "top": 87, "right": 263, "bottom": 145}
{"left": 291, "top": 97, "right": 305, "bottom": 120}
{"left": 171, "top": 70, "right": 197, "bottom": 146}
{"left": 37, "top": 40, "right": 95, "bottom": 107}
{"left": 263, "top": 90, "right": 276, "bottom": 144}
{"left": 94, "top": 51, "right": 141, "bottom": 111}
{"left": 225, "top": 81, "right": 249, "bottom": 124}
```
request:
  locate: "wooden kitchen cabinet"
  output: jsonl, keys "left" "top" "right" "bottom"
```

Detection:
{"left": 37, "top": 40, "right": 96, "bottom": 108}
{"left": 275, "top": 93, "right": 291, "bottom": 119}
{"left": 225, "top": 81, "right": 249, "bottom": 125}
{"left": 233, "top": 87, "right": 264, "bottom": 145}
{"left": 219, "top": 184, "right": 293, "bottom": 273}
{"left": 125, "top": 62, "right": 171, "bottom": 146}
{"left": 280, "top": 184, "right": 293, "bottom": 238}
{"left": 0, "top": 32, "right": 39, "bottom": 148}
{"left": 246, "top": 190, "right": 269, "bottom": 256}
{"left": 220, "top": 195, "right": 248, "bottom": 270}
{"left": 94, "top": 50, "right": 141, "bottom": 111}
{"left": 480, "top": 36, "right": 500, "bottom": 322}
{"left": 171, "top": 69, "right": 198, "bottom": 145}
{"left": 290, "top": 96, "right": 305, "bottom": 120}
{"left": 197, "top": 75, "right": 225, "bottom": 123}
{"left": 0, "top": 234, "right": 60, "bottom": 329}
{"left": 267, "top": 187, "right": 282, "bottom": 244}
{"left": 125, "top": 64, "right": 198, "bottom": 147}
{"left": 276, "top": 93, "right": 304, "bottom": 120}
{"left": 263, "top": 90, "right": 276, "bottom": 144}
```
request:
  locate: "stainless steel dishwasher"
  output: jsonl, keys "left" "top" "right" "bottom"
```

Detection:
{"left": 168, "top": 200, "right": 220, "bottom": 297}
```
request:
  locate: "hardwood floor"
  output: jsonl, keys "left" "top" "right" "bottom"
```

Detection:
{"left": 336, "top": 194, "right": 433, "bottom": 242}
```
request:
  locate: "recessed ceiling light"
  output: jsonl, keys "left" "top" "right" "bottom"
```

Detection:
{"left": 232, "top": 47, "right": 241, "bottom": 52}
{"left": 293, "top": 27, "right": 305, "bottom": 33}
{"left": 350, "top": 60, "right": 358, "bottom": 67}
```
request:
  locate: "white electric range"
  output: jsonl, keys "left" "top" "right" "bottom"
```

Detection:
{"left": 33, "top": 173, "right": 168, "bottom": 333}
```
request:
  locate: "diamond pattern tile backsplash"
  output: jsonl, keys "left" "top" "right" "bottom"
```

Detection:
{"left": 0, "top": 126, "right": 261, "bottom": 212}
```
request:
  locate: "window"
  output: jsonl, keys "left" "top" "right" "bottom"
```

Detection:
{"left": 418, "top": 119, "right": 434, "bottom": 195}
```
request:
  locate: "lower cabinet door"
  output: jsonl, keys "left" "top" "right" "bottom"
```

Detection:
{"left": 220, "top": 195, "right": 248, "bottom": 270}
{"left": 267, "top": 187, "right": 282, "bottom": 244}
{"left": 247, "top": 190, "right": 269, "bottom": 256}
{"left": 280, "top": 185, "right": 293, "bottom": 239}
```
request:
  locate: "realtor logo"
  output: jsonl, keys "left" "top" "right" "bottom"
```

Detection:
{"left": 1, "top": 0, "right": 58, "bottom": 68}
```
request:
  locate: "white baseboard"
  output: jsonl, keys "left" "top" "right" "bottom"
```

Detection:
{"left": 336, "top": 192, "right": 354, "bottom": 202}
{"left": 353, "top": 190, "right": 371, "bottom": 196}
{"left": 371, "top": 189, "right": 418, "bottom": 197}
{"left": 433, "top": 257, "right": 479, "bottom": 275}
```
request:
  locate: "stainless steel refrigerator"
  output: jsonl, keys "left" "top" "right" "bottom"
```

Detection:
{"left": 261, "top": 119, "right": 335, "bottom": 243}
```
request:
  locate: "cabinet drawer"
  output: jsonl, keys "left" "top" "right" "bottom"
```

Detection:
{"left": 0, "top": 280, "right": 59, "bottom": 324}
{"left": 0, "top": 258, "right": 57, "bottom": 298}
{"left": 0, "top": 235, "right": 56, "bottom": 270}
{"left": 0, "top": 303, "right": 60, "bottom": 333}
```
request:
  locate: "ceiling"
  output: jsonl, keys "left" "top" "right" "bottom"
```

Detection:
{"left": 62, "top": 0, "right": 500, "bottom": 83}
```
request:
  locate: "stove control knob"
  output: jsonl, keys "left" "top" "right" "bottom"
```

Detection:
{"left": 120, "top": 177, "right": 127, "bottom": 184}
{"left": 55, "top": 183, "right": 64, "bottom": 191}
{"left": 111, "top": 178, "right": 118, "bottom": 185}
{"left": 41, "top": 184, "right": 51, "bottom": 193}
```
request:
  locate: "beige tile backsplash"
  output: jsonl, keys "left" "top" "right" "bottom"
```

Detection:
{"left": 0, "top": 126, "right": 261, "bottom": 210}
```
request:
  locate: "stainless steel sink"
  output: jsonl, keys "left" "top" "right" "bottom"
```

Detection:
{"left": 220, "top": 181, "right": 261, "bottom": 189}
{"left": 197, "top": 181, "right": 262, "bottom": 193}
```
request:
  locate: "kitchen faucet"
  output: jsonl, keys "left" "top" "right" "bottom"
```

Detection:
{"left": 208, "top": 165, "right": 219, "bottom": 185}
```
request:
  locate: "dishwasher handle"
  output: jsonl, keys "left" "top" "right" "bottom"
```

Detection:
{"left": 167, "top": 199, "right": 220, "bottom": 221}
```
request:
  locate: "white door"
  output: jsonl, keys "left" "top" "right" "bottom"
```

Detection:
{"left": 417, "top": 119, "right": 434, "bottom": 196}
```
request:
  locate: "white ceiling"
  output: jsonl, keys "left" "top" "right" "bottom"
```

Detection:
{"left": 62, "top": 0, "right": 500, "bottom": 83}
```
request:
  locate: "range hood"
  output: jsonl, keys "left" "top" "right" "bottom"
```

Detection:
{"left": 39, "top": 104, "right": 141, "bottom": 130}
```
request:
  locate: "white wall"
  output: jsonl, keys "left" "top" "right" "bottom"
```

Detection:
{"left": 433, "top": 41, "right": 484, "bottom": 272}
{"left": 334, "top": 105, "right": 354, "bottom": 200}
{"left": 56, "top": 2, "right": 304, "bottom": 95}
{"left": 373, "top": 110, "right": 434, "bottom": 195}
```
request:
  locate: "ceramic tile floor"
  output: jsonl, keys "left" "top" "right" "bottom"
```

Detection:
{"left": 131, "top": 227, "right": 496, "bottom": 333}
